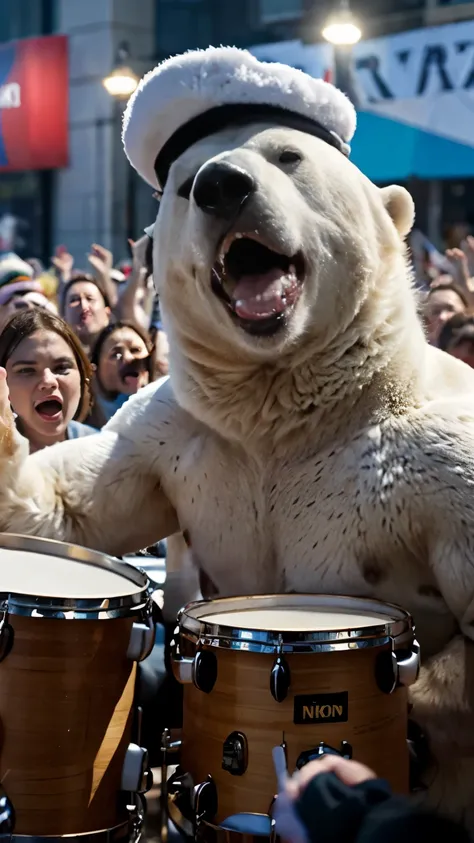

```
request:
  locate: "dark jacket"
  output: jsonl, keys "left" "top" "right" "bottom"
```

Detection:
{"left": 294, "top": 773, "right": 468, "bottom": 843}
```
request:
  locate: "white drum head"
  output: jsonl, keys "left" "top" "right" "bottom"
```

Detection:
{"left": 0, "top": 534, "right": 145, "bottom": 599}
{"left": 192, "top": 594, "right": 404, "bottom": 633}
{"left": 199, "top": 606, "right": 390, "bottom": 632}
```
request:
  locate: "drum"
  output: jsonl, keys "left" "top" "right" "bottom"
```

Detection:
{"left": 169, "top": 594, "right": 420, "bottom": 839}
{"left": 0, "top": 533, "right": 157, "bottom": 841}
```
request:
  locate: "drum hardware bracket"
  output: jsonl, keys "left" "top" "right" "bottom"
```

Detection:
{"left": 296, "top": 741, "right": 353, "bottom": 769}
{"left": 121, "top": 743, "right": 151, "bottom": 794}
{"left": 222, "top": 731, "right": 248, "bottom": 776}
{"left": 270, "top": 643, "right": 291, "bottom": 703}
{"left": 194, "top": 777, "right": 218, "bottom": 829}
{"left": 161, "top": 729, "right": 186, "bottom": 842}
{"left": 0, "top": 783, "right": 15, "bottom": 837}
{"left": 376, "top": 640, "right": 421, "bottom": 694}
{"left": 0, "top": 606, "right": 13, "bottom": 663}
{"left": 170, "top": 638, "right": 218, "bottom": 693}
{"left": 126, "top": 612, "right": 155, "bottom": 662}
{"left": 127, "top": 793, "right": 146, "bottom": 843}
{"left": 396, "top": 639, "right": 420, "bottom": 688}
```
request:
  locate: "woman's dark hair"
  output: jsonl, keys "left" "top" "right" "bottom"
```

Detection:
{"left": 438, "top": 311, "right": 474, "bottom": 352}
{"left": 426, "top": 282, "right": 469, "bottom": 309}
{"left": 61, "top": 273, "right": 111, "bottom": 312}
{"left": 0, "top": 309, "right": 93, "bottom": 422}
{"left": 90, "top": 320, "right": 155, "bottom": 392}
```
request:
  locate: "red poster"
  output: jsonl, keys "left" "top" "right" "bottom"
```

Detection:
{"left": 0, "top": 35, "right": 69, "bottom": 172}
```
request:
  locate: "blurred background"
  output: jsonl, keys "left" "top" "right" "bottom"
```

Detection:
{"left": 0, "top": 0, "right": 473, "bottom": 266}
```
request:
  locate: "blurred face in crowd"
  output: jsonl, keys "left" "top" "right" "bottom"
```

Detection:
{"left": 0, "top": 291, "right": 57, "bottom": 332}
{"left": 6, "top": 329, "right": 82, "bottom": 449}
{"left": 448, "top": 338, "right": 474, "bottom": 369}
{"left": 424, "top": 288, "right": 466, "bottom": 345}
{"left": 64, "top": 281, "right": 110, "bottom": 342}
{"left": 97, "top": 326, "right": 151, "bottom": 396}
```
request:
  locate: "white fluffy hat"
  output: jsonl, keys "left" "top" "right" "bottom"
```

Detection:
{"left": 123, "top": 46, "right": 357, "bottom": 191}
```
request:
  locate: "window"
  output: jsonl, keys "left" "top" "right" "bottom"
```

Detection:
{"left": 0, "top": 0, "right": 54, "bottom": 43}
{"left": 259, "top": 0, "right": 303, "bottom": 23}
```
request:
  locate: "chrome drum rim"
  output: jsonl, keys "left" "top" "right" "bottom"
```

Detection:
{"left": 177, "top": 593, "right": 414, "bottom": 653}
{"left": 0, "top": 533, "right": 150, "bottom": 619}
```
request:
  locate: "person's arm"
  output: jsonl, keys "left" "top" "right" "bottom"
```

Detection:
{"left": 116, "top": 266, "right": 151, "bottom": 329}
{"left": 50, "top": 247, "right": 74, "bottom": 289}
{"left": 88, "top": 243, "right": 118, "bottom": 309}
{"left": 0, "top": 369, "right": 178, "bottom": 556}
{"left": 445, "top": 246, "right": 474, "bottom": 302}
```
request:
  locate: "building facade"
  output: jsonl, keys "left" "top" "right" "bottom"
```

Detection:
{"left": 0, "top": 0, "right": 473, "bottom": 263}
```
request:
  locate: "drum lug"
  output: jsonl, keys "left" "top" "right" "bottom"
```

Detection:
{"left": 0, "top": 606, "right": 13, "bottom": 663}
{"left": 270, "top": 654, "right": 291, "bottom": 703}
{"left": 127, "top": 615, "right": 155, "bottom": 662}
{"left": 121, "top": 743, "right": 151, "bottom": 793}
{"left": 222, "top": 731, "right": 248, "bottom": 776}
{"left": 396, "top": 639, "right": 420, "bottom": 688}
{"left": 193, "top": 649, "right": 217, "bottom": 694}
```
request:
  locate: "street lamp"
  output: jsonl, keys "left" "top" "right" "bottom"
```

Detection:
{"left": 321, "top": 1, "right": 361, "bottom": 107}
{"left": 102, "top": 43, "right": 139, "bottom": 244}
{"left": 322, "top": 1, "right": 361, "bottom": 46}
{"left": 102, "top": 43, "right": 139, "bottom": 98}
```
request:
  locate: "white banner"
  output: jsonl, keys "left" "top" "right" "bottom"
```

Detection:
{"left": 251, "top": 20, "right": 474, "bottom": 102}
{"left": 250, "top": 21, "right": 474, "bottom": 148}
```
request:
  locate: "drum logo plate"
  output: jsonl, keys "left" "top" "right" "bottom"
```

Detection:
{"left": 293, "top": 692, "right": 348, "bottom": 724}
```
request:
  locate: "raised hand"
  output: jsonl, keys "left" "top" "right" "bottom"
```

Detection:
{"left": 88, "top": 243, "right": 113, "bottom": 276}
{"left": 0, "top": 368, "right": 18, "bottom": 457}
{"left": 446, "top": 247, "right": 470, "bottom": 289}
{"left": 461, "top": 235, "right": 474, "bottom": 278}
{"left": 51, "top": 246, "right": 74, "bottom": 283}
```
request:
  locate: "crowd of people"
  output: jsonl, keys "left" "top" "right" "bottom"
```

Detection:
{"left": 0, "top": 234, "right": 169, "bottom": 453}
{"left": 416, "top": 231, "right": 474, "bottom": 363}
{"left": 1, "top": 225, "right": 473, "bottom": 842}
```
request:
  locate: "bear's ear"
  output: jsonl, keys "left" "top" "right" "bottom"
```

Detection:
{"left": 380, "top": 185, "right": 415, "bottom": 238}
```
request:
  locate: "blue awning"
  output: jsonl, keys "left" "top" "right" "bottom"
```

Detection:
{"left": 350, "top": 111, "right": 474, "bottom": 183}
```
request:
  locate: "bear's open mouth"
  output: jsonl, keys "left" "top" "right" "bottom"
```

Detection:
{"left": 211, "top": 233, "right": 305, "bottom": 336}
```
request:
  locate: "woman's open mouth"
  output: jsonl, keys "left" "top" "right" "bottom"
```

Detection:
{"left": 34, "top": 398, "right": 63, "bottom": 422}
{"left": 211, "top": 233, "right": 305, "bottom": 336}
{"left": 120, "top": 360, "right": 148, "bottom": 390}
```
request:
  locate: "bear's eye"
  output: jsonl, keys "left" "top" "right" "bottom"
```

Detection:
{"left": 177, "top": 176, "right": 195, "bottom": 200}
{"left": 279, "top": 150, "right": 302, "bottom": 165}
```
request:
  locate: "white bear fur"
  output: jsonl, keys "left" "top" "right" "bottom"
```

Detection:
{"left": 122, "top": 46, "right": 355, "bottom": 188}
{"left": 1, "top": 125, "right": 474, "bottom": 830}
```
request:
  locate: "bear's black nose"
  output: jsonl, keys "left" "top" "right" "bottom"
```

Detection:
{"left": 193, "top": 162, "right": 255, "bottom": 219}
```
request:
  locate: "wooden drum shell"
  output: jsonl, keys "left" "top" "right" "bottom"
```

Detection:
{"left": 0, "top": 614, "right": 136, "bottom": 836}
{"left": 181, "top": 643, "right": 408, "bottom": 824}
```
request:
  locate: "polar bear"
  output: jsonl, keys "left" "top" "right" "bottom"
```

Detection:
{"left": 0, "top": 47, "right": 474, "bottom": 829}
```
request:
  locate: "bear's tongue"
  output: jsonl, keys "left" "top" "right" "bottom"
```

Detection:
{"left": 231, "top": 268, "right": 299, "bottom": 321}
